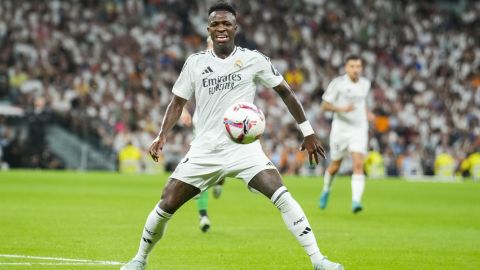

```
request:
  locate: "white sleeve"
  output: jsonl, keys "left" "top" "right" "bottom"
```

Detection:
{"left": 254, "top": 52, "right": 284, "bottom": 88}
{"left": 322, "top": 79, "right": 338, "bottom": 103}
{"left": 172, "top": 57, "right": 195, "bottom": 100}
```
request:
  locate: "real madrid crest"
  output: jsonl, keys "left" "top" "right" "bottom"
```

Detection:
{"left": 234, "top": 59, "right": 243, "bottom": 70}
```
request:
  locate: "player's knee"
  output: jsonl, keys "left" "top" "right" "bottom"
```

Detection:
{"left": 329, "top": 163, "right": 340, "bottom": 174}
{"left": 353, "top": 168, "right": 364, "bottom": 175}
{"left": 352, "top": 163, "right": 364, "bottom": 174}
{"left": 249, "top": 169, "right": 283, "bottom": 198}
{"left": 158, "top": 197, "right": 178, "bottom": 214}
{"left": 271, "top": 186, "right": 293, "bottom": 210}
{"left": 153, "top": 203, "right": 173, "bottom": 221}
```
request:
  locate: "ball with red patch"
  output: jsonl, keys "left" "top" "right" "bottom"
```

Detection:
{"left": 223, "top": 102, "right": 266, "bottom": 144}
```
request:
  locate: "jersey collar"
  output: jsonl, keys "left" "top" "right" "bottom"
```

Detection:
{"left": 210, "top": 46, "right": 238, "bottom": 60}
{"left": 345, "top": 74, "right": 359, "bottom": 83}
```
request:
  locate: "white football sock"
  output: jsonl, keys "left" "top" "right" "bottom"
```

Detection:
{"left": 133, "top": 204, "right": 172, "bottom": 262}
{"left": 322, "top": 171, "right": 335, "bottom": 192}
{"left": 351, "top": 174, "right": 365, "bottom": 202}
{"left": 271, "top": 186, "right": 324, "bottom": 265}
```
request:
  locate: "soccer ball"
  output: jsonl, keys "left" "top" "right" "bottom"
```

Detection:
{"left": 223, "top": 102, "right": 265, "bottom": 144}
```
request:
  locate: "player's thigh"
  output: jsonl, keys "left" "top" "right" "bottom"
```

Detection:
{"left": 327, "top": 158, "right": 343, "bottom": 175}
{"left": 226, "top": 142, "right": 279, "bottom": 198}
{"left": 171, "top": 149, "right": 225, "bottom": 191}
{"left": 248, "top": 169, "right": 284, "bottom": 199}
{"left": 351, "top": 152, "right": 365, "bottom": 164}
{"left": 351, "top": 151, "right": 366, "bottom": 172}
{"left": 330, "top": 137, "right": 349, "bottom": 161}
{"left": 349, "top": 135, "right": 367, "bottom": 170}
{"left": 159, "top": 178, "right": 201, "bottom": 214}
{"left": 329, "top": 159, "right": 343, "bottom": 169}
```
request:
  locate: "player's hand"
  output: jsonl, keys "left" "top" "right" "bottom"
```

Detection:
{"left": 300, "top": 134, "right": 326, "bottom": 166}
{"left": 149, "top": 134, "right": 167, "bottom": 162}
{"left": 340, "top": 103, "right": 355, "bottom": 113}
{"left": 367, "top": 111, "right": 376, "bottom": 122}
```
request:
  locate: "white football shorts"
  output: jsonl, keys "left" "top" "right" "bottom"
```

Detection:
{"left": 170, "top": 141, "right": 277, "bottom": 191}
{"left": 329, "top": 129, "right": 368, "bottom": 161}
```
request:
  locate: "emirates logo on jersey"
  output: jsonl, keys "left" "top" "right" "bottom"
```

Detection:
{"left": 203, "top": 73, "right": 242, "bottom": 95}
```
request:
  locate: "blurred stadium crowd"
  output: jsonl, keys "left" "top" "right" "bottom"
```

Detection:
{"left": 0, "top": 0, "right": 479, "bottom": 177}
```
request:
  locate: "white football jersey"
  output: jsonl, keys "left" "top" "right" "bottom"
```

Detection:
{"left": 172, "top": 46, "right": 284, "bottom": 150}
{"left": 322, "top": 74, "right": 371, "bottom": 134}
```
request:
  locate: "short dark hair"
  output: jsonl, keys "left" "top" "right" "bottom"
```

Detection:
{"left": 208, "top": 2, "right": 236, "bottom": 16}
{"left": 345, "top": 54, "right": 362, "bottom": 64}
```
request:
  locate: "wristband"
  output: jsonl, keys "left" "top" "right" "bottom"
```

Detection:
{"left": 299, "top": 121, "right": 314, "bottom": 137}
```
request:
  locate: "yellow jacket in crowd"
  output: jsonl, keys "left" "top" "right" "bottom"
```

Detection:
{"left": 365, "top": 151, "right": 385, "bottom": 177}
{"left": 119, "top": 144, "right": 142, "bottom": 173}
{"left": 459, "top": 152, "right": 480, "bottom": 180}
{"left": 434, "top": 153, "right": 456, "bottom": 177}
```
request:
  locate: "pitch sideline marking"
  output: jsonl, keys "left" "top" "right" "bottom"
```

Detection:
{"left": 0, "top": 254, "right": 123, "bottom": 265}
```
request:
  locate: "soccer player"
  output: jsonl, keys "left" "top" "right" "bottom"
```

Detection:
{"left": 319, "top": 55, "right": 373, "bottom": 213}
{"left": 121, "top": 3, "right": 343, "bottom": 270}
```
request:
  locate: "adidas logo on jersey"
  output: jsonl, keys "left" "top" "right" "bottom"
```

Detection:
{"left": 202, "top": 66, "right": 214, "bottom": 75}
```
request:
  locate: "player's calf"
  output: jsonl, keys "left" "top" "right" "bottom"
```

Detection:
{"left": 135, "top": 204, "right": 172, "bottom": 262}
{"left": 122, "top": 179, "right": 200, "bottom": 269}
{"left": 351, "top": 173, "right": 365, "bottom": 213}
{"left": 272, "top": 187, "right": 319, "bottom": 255}
{"left": 120, "top": 204, "right": 172, "bottom": 270}
{"left": 271, "top": 186, "right": 343, "bottom": 269}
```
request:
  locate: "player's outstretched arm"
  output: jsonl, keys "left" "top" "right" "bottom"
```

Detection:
{"left": 273, "top": 81, "right": 326, "bottom": 164}
{"left": 149, "top": 95, "right": 188, "bottom": 162}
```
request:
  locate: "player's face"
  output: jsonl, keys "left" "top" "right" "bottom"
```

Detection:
{"left": 345, "top": 59, "right": 363, "bottom": 81}
{"left": 207, "top": 11, "right": 237, "bottom": 48}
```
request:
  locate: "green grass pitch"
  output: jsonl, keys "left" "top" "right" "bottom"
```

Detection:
{"left": 0, "top": 170, "right": 479, "bottom": 270}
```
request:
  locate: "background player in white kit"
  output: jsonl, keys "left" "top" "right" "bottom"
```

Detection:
{"left": 121, "top": 3, "right": 343, "bottom": 270}
{"left": 319, "top": 55, "right": 374, "bottom": 213}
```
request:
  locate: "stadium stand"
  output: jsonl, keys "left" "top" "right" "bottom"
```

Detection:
{"left": 0, "top": 0, "right": 479, "bottom": 176}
